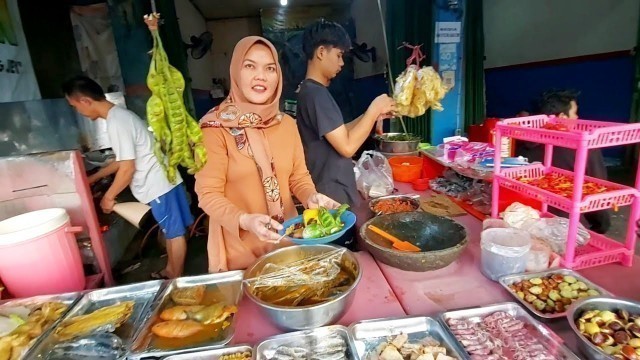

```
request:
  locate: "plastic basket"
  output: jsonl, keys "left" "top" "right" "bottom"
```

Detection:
{"left": 496, "top": 164, "right": 637, "bottom": 213}
{"left": 497, "top": 115, "right": 640, "bottom": 149}
{"left": 565, "top": 232, "right": 630, "bottom": 269}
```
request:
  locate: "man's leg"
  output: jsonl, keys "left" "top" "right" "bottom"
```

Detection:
{"left": 165, "top": 235, "right": 187, "bottom": 278}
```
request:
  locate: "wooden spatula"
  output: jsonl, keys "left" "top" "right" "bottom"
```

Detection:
{"left": 367, "top": 225, "right": 421, "bottom": 252}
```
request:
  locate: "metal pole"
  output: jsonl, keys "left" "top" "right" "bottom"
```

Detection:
{"left": 151, "top": 0, "right": 157, "bottom": 14}
{"left": 376, "top": 0, "right": 408, "bottom": 135}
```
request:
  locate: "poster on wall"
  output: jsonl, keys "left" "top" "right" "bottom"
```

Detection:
{"left": 0, "top": 0, "right": 40, "bottom": 102}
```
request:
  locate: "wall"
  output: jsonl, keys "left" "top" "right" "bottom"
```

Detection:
{"left": 174, "top": 0, "right": 215, "bottom": 90}
{"left": 207, "top": 17, "right": 263, "bottom": 87}
{"left": 483, "top": 0, "right": 639, "bottom": 160}
{"left": 484, "top": 0, "right": 639, "bottom": 68}
{"left": 351, "top": 0, "right": 387, "bottom": 79}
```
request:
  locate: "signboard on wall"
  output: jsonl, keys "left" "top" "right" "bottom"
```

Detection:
{"left": 0, "top": 0, "right": 40, "bottom": 102}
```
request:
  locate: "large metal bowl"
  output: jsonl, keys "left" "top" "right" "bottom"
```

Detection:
{"left": 243, "top": 245, "right": 362, "bottom": 331}
{"left": 567, "top": 296, "right": 640, "bottom": 360}
{"left": 369, "top": 194, "right": 420, "bottom": 216}
{"left": 360, "top": 212, "right": 467, "bottom": 272}
{"left": 375, "top": 133, "right": 421, "bottom": 153}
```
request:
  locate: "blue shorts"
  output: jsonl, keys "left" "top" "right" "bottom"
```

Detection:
{"left": 149, "top": 185, "right": 194, "bottom": 239}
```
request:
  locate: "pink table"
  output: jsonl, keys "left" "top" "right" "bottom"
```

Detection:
{"left": 364, "top": 183, "right": 640, "bottom": 355}
{"left": 231, "top": 251, "right": 406, "bottom": 345}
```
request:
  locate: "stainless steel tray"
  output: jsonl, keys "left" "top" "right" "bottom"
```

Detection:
{"left": 441, "top": 302, "right": 579, "bottom": 360}
{"left": 129, "top": 271, "right": 244, "bottom": 359}
{"left": 256, "top": 325, "right": 356, "bottom": 360}
{"left": 28, "top": 280, "right": 164, "bottom": 359}
{"left": 348, "top": 316, "right": 466, "bottom": 360}
{"left": 0, "top": 292, "right": 81, "bottom": 360}
{"left": 162, "top": 344, "right": 253, "bottom": 360}
{"left": 499, "top": 268, "right": 611, "bottom": 320}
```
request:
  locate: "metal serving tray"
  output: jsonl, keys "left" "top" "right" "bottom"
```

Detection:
{"left": 28, "top": 280, "right": 164, "bottom": 359}
{"left": 162, "top": 344, "right": 253, "bottom": 360}
{"left": 129, "top": 271, "right": 244, "bottom": 359}
{"left": 0, "top": 291, "right": 81, "bottom": 360}
{"left": 348, "top": 316, "right": 466, "bottom": 360}
{"left": 256, "top": 325, "right": 356, "bottom": 360}
{"left": 499, "top": 268, "right": 611, "bottom": 320}
{"left": 441, "top": 302, "right": 579, "bottom": 360}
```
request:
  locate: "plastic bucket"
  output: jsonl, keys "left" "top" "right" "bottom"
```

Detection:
{"left": 480, "top": 228, "right": 531, "bottom": 281}
{"left": 0, "top": 208, "right": 85, "bottom": 297}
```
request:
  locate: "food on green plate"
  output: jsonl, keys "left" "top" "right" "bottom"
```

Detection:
{"left": 508, "top": 274, "right": 601, "bottom": 314}
{"left": 285, "top": 204, "right": 350, "bottom": 239}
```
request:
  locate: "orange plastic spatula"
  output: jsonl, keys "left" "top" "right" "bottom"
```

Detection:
{"left": 367, "top": 225, "right": 421, "bottom": 252}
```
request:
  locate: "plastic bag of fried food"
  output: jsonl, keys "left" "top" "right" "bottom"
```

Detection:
{"left": 393, "top": 65, "right": 450, "bottom": 118}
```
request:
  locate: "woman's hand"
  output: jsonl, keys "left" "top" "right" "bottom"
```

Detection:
{"left": 239, "top": 213, "right": 283, "bottom": 243}
{"left": 307, "top": 193, "right": 341, "bottom": 210}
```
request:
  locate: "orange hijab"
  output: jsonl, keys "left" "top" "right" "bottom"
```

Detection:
{"left": 200, "top": 36, "right": 285, "bottom": 222}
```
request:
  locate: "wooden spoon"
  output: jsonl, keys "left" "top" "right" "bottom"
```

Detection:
{"left": 367, "top": 225, "right": 421, "bottom": 252}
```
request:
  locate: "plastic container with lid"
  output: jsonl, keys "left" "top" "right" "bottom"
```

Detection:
{"left": 480, "top": 228, "right": 531, "bottom": 281}
{"left": 0, "top": 208, "right": 85, "bottom": 297}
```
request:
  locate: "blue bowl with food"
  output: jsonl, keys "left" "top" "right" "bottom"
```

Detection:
{"left": 279, "top": 205, "right": 356, "bottom": 245}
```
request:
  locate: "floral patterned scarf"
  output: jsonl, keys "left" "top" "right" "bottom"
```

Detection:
{"left": 200, "top": 36, "right": 285, "bottom": 222}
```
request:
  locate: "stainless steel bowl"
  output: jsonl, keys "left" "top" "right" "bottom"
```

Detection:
{"left": 369, "top": 194, "right": 421, "bottom": 216}
{"left": 375, "top": 133, "right": 421, "bottom": 153}
{"left": 566, "top": 296, "right": 640, "bottom": 359}
{"left": 243, "top": 245, "right": 362, "bottom": 331}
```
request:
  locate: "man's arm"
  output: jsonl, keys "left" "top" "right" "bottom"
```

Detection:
{"left": 103, "top": 160, "right": 135, "bottom": 201}
{"left": 87, "top": 161, "right": 119, "bottom": 184}
{"left": 325, "top": 109, "right": 379, "bottom": 158}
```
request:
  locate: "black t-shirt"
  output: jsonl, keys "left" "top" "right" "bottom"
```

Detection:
{"left": 296, "top": 79, "right": 360, "bottom": 207}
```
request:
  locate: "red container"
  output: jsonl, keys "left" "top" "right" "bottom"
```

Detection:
{"left": 421, "top": 155, "right": 446, "bottom": 180}
{"left": 412, "top": 178, "right": 430, "bottom": 191}
{"left": 389, "top": 156, "right": 424, "bottom": 183}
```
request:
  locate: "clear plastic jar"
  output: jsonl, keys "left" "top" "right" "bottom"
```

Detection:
{"left": 481, "top": 228, "right": 531, "bottom": 281}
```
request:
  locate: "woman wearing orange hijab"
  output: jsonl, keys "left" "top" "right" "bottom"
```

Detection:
{"left": 195, "top": 37, "right": 339, "bottom": 272}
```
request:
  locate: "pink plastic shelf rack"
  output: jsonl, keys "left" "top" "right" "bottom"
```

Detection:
{"left": 491, "top": 115, "right": 640, "bottom": 270}
{"left": 499, "top": 115, "right": 640, "bottom": 149}
{"left": 497, "top": 164, "right": 637, "bottom": 213}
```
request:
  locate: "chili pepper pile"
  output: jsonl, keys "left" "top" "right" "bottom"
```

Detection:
{"left": 542, "top": 123, "right": 570, "bottom": 131}
{"left": 517, "top": 173, "right": 607, "bottom": 199}
{"left": 144, "top": 13, "right": 207, "bottom": 183}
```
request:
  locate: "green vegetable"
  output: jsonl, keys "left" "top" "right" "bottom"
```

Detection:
{"left": 145, "top": 19, "right": 207, "bottom": 183}
{"left": 300, "top": 204, "right": 350, "bottom": 239}
{"left": 385, "top": 133, "right": 420, "bottom": 142}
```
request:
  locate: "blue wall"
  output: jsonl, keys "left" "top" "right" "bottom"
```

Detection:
{"left": 485, "top": 54, "right": 634, "bottom": 159}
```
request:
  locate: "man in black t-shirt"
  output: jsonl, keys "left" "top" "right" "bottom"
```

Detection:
{"left": 296, "top": 20, "right": 395, "bottom": 207}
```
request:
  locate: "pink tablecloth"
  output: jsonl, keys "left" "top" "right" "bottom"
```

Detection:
{"left": 366, "top": 183, "right": 640, "bottom": 355}
{"left": 231, "top": 251, "right": 406, "bottom": 345}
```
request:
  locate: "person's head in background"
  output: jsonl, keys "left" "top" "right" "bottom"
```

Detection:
{"left": 62, "top": 76, "right": 107, "bottom": 120}
{"left": 538, "top": 90, "right": 579, "bottom": 119}
{"left": 516, "top": 110, "right": 530, "bottom": 117}
{"left": 302, "top": 19, "right": 351, "bottom": 83}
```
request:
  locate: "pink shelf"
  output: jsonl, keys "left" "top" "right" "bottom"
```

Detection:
{"left": 496, "top": 164, "right": 637, "bottom": 213}
{"left": 498, "top": 115, "right": 640, "bottom": 149}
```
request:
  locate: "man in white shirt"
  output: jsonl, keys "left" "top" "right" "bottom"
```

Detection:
{"left": 63, "top": 76, "right": 193, "bottom": 279}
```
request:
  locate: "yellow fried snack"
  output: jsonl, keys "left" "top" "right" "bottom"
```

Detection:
{"left": 393, "top": 65, "right": 418, "bottom": 107}
{"left": 54, "top": 302, "right": 134, "bottom": 341}
{"left": 170, "top": 285, "right": 205, "bottom": 306}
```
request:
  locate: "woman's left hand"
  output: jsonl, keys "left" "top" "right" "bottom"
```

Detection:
{"left": 307, "top": 193, "right": 341, "bottom": 210}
